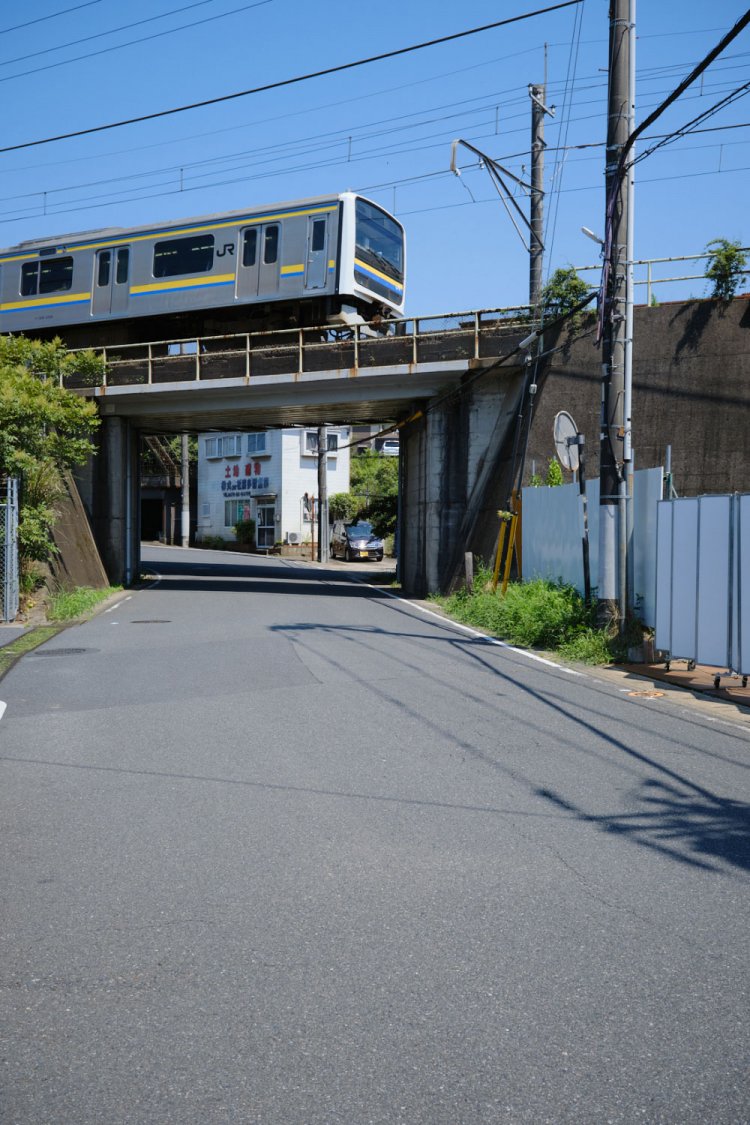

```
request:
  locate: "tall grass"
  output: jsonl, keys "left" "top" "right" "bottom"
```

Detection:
{"left": 47, "top": 586, "right": 120, "bottom": 621}
{"left": 433, "top": 569, "right": 621, "bottom": 664}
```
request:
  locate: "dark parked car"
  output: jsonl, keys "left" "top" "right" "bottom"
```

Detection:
{"left": 330, "top": 520, "right": 384, "bottom": 561}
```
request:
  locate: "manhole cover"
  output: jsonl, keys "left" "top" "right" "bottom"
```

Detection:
{"left": 31, "top": 648, "right": 92, "bottom": 657}
{"left": 627, "top": 690, "right": 665, "bottom": 698}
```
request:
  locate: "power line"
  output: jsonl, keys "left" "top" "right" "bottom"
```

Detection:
{"left": 0, "top": 0, "right": 274, "bottom": 86}
{"left": 0, "top": 0, "right": 218, "bottom": 68}
{"left": 0, "top": 1, "right": 583, "bottom": 154}
{"left": 0, "top": 0, "right": 103, "bottom": 36}
{"left": 632, "top": 80, "right": 750, "bottom": 164}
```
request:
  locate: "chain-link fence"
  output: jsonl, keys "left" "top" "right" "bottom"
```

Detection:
{"left": 1, "top": 478, "right": 19, "bottom": 623}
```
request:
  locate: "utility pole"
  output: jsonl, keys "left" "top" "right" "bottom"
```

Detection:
{"left": 528, "top": 81, "right": 547, "bottom": 313}
{"left": 317, "top": 424, "right": 329, "bottom": 563}
{"left": 180, "top": 433, "right": 190, "bottom": 548}
{"left": 599, "top": 0, "right": 632, "bottom": 623}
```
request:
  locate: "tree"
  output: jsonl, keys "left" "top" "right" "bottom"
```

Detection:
{"left": 704, "top": 238, "right": 747, "bottom": 301}
{"left": 0, "top": 337, "right": 101, "bottom": 584}
{"left": 540, "top": 266, "right": 590, "bottom": 322}
{"left": 330, "top": 449, "right": 399, "bottom": 537}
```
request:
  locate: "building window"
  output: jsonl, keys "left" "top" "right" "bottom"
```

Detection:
{"left": 153, "top": 234, "right": 214, "bottom": 278}
{"left": 224, "top": 498, "right": 253, "bottom": 527}
{"left": 205, "top": 437, "right": 219, "bottom": 458}
{"left": 303, "top": 430, "right": 338, "bottom": 456}
{"left": 247, "top": 432, "right": 267, "bottom": 455}
{"left": 221, "top": 435, "right": 242, "bottom": 457}
{"left": 21, "top": 256, "right": 74, "bottom": 296}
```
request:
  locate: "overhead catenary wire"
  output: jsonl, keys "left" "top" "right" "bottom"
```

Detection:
{"left": 0, "top": 0, "right": 102, "bottom": 36}
{"left": 0, "top": 0, "right": 583, "bottom": 154}
{"left": 0, "top": 0, "right": 275, "bottom": 87}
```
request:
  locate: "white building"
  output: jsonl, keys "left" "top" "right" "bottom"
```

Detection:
{"left": 196, "top": 427, "right": 351, "bottom": 548}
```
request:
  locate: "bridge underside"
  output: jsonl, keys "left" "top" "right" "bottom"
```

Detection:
{"left": 71, "top": 317, "right": 528, "bottom": 595}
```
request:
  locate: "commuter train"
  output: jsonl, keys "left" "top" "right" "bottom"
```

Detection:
{"left": 0, "top": 192, "right": 406, "bottom": 346}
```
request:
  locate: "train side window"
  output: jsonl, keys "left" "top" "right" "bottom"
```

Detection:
{"left": 263, "top": 225, "right": 279, "bottom": 265}
{"left": 97, "top": 251, "right": 111, "bottom": 287}
{"left": 21, "top": 256, "right": 74, "bottom": 296}
{"left": 21, "top": 262, "right": 38, "bottom": 296}
{"left": 116, "top": 248, "right": 130, "bottom": 284}
{"left": 153, "top": 234, "right": 214, "bottom": 278}
{"left": 39, "top": 256, "right": 74, "bottom": 293}
{"left": 243, "top": 229, "right": 257, "bottom": 267}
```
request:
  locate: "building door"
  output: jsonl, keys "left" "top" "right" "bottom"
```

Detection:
{"left": 92, "top": 246, "right": 130, "bottom": 315}
{"left": 256, "top": 504, "right": 275, "bottom": 549}
{"left": 305, "top": 216, "right": 328, "bottom": 290}
{"left": 237, "top": 223, "right": 280, "bottom": 299}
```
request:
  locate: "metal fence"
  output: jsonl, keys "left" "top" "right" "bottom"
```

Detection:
{"left": 64, "top": 305, "right": 532, "bottom": 389}
{"left": 1, "top": 478, "right": 20, "bottom": 623}
{"left": 573, "top": 248, "right": 750, "bottom": 305}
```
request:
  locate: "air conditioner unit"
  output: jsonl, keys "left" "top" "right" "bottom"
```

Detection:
{"left": 286, "top": 531, "right": 302, "bottom": 545}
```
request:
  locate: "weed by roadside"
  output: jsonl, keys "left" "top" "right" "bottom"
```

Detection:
{"left": 431, "top": 569, "right": 638, "bottom": 665}
{"left": 47, "top": 586, "right": 121, "bottom": 621}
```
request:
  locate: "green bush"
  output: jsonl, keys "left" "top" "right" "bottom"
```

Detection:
{"left": 233, "top": 518, "right": 256, "bottom": 547}
{"left": 432, "top": 569, "right": 623, "bottom": 664}
{"left": 200, "top": 535, "right": 227, "bottom": 549}
{"left": 704, "top": 238, "right": 747, "bottom": 301}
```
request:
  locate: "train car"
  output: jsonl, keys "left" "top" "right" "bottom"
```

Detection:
{"left": 0, "top": 192, "right": 406, "bottom": 347}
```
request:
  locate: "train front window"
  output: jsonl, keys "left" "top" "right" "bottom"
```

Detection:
{"left": 153, "top": 234, "right": 214, "bottom": 278}
{"left": 21, "top": 256, "right": 74, "bottom": 296}
{"left": 354, "top": 199, "right": 404, "bottom": 280}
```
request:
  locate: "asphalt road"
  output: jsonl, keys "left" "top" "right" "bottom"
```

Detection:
{"left": 1, "top": 545, "right": 748, "bottom": 1124}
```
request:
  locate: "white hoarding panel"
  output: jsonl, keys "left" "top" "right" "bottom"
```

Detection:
{"left": 695, "top": 496, "right": 731, "bottom": 668}
{"left": 655, "top": 501, "right": 673, "bottom": 652}
{"left": 669, "top": 498, "right": 699, "bottom": 661}
{"left": 736, "top": 495, "right": 750, "bottom": 677}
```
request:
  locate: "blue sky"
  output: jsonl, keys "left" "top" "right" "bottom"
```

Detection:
{"left": 0, "top": 0, "right": 747, "bottom": 313}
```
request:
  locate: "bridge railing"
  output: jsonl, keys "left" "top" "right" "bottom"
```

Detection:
{"left": 64, "top": 305, "right": 532, "bottom": 389}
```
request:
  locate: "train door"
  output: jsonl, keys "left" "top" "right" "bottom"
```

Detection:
{"left": 92, "top": 246, "right": 131, "bottom": 315}
{"left": 237, "top": 223, "right": 280, "bottom": 299}
{"left": 304, "top": 216, "right": 328, "bottom": 290}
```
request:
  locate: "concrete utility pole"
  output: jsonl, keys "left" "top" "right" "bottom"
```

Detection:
{"left": 598, "top": 0, "right": 632, "bottom": 623}
{"left": 317, "top": 425, "right": 329, "bottom": 563}
{"left": 180, "top": 433, "right": 190, "bottom": 548}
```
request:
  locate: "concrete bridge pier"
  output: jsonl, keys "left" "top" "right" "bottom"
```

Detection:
{"left": 76, "top": 415, "right": 140, "bottom": 587}
{"left": 400, "top": 364, "right": 525, "bottom": 597}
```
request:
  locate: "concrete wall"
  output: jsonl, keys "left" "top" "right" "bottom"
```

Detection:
{"left": 399, "top": 366, "right": 525, "bottom": 596}
{"left": 527, "top": 296, "right": 750, "bottom": 496}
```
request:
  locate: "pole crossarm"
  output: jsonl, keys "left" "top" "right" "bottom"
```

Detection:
{"left": 450, "top": 138, "right": 540, "bottom": 252}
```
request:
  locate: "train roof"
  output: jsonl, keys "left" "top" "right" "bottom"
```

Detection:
{"left": 2, "top": 192, "right": 385, "bottom": 254}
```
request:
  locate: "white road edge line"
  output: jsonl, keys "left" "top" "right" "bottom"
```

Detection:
{"left": 369, "top": 583, "right": 583, "bottom": 676}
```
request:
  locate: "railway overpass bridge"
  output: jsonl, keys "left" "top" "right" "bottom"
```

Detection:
{"left": 68, "top": 308, "right": 530, "bottom": 595}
